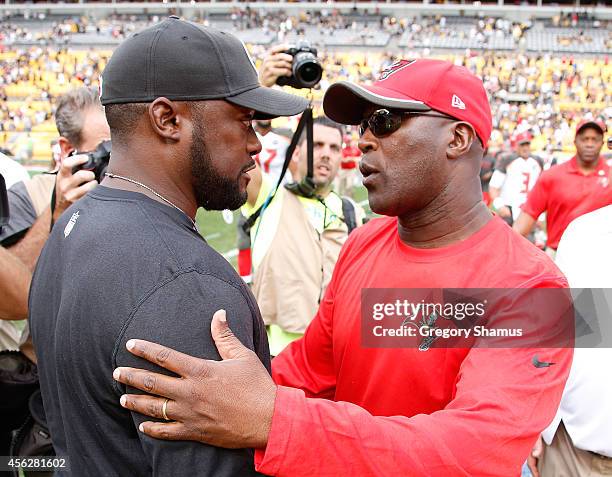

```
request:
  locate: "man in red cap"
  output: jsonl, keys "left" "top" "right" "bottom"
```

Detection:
{"left": 514, "top": 118, "right": 611, "bottom": 254}
{"left": 489, "top": 131, "right": 543, "bottom": 225}
{"left": 111, "top": 59, "right": 572, "bottom": 476}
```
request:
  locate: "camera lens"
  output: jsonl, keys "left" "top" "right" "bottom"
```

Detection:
{"left": 293, "top": 52, "right": 322, "bottom": 89}
{"left": 300, "top": 64, "right": 321, "bottom": 84}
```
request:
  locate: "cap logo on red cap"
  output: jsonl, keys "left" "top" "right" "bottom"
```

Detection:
{"left": 451, "top": 94, "right": 466, "bottom": 110}
{"left": 379, "top": 59, "right": 416, "bottom": 81}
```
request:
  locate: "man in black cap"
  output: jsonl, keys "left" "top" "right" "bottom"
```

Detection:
{"left": 28, "top": 17, "right": 306, "bottom": 476}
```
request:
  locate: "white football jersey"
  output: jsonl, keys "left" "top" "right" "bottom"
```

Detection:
{"left": 254, "top": 132, "right": 290, "bottom": 186}
{"left": 489, "top": 155, "right": 542, "bottom": 220}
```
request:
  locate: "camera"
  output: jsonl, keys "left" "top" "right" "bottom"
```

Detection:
{"left": 71, "top": 140, "right": 111, "bottom": 183}
{"left": 276, "top": 41, "right": 323, "bottom": 90}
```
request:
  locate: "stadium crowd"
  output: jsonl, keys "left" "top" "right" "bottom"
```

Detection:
{"left": 1, "top": 40, "right": 610, "bottom": 166}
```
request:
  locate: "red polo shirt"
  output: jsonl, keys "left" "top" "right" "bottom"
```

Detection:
{"left": 521, "top": 156, "right": 612, "bottom": 250}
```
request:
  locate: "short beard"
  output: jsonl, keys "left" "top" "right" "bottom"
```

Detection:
{"left": 190, "top": 115, "right": 247, "bottom": 211}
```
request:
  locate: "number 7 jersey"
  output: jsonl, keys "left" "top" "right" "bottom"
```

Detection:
{"left": 254, "top": 131, "right": 291, "bottom": 185}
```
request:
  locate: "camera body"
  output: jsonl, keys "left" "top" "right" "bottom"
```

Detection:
{"left": 276, "top": 41, "right": 323, "bottom": 90}
{"left": 71, "top": 140, "right": 111, "bottom": 183}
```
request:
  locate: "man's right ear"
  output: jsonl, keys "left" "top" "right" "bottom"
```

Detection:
{"left": 57, "top": 137, "right": 75, "bottom": 159}
{"left": 149, "top": 98, "right": 182, "bottom": 142}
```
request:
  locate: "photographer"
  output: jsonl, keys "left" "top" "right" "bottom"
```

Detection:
{"left": 0, "top": 87, "right": 107, "bottom": 256}
{"left": 242, "top": 44, "right": 364, "bottom": 355}
{"left": 237, "top": 118, "right": 291, "bottom": 283}
{"left": 238, "top": 42, "right": 325, "bottom": 284}
{"left": 244, "top": 116, "right": 364, "bottom": 356}
{"left": 0, "top": 247, "right": 30, "bottom": 324}
{"left": 0, "top": 86, "right": 108, "bottom": 458}
{"left": 0, "top": 87, "right": 108, "bottom": 360}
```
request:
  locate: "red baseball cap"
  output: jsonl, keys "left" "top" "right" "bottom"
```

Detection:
{"left": 515, "top": 131, "right": 533, "bottom": 145}
{"left": 323, "top": 59, "right": 493, "bottom": 147}
{"left": 575, "top": 118, "right": 607, "bottom": 136}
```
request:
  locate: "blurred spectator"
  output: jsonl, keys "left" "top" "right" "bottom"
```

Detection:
{"left": 253, "top": 119, "right": 291, "bottom": 187}
{"left": 480, "top": 147, "right": 497, "bottom": 206}
{"left": 237, "top": 118, "right": 291, "bottom": 284}
{"left": 337, "top": 133, "right": 360, "bottom": 198}
{"left": 243, "top": 116, "right": 364, "bottom": 356}
{"left": 514, "top": 118, "right": 611, "bottom": 254}
{"left": 1, "top": 30, "right": 610, "bottom": 166}
{"left": 489, "top": 132, "right": 543, "bottom": 224}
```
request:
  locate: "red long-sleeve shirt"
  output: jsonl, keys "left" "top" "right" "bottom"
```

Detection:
{"left": 255, "top": 216, "right": 573, "bottom": 476}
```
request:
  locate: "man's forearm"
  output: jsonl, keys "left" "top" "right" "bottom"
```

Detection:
{"left": 0, "top": 245, "right": 31, "bottom": 320}
{"left": 512, "top": 212, "right": 536, "bottom": 237}
{"left": 8, "top": 207, "right": 52, "bottom": 271}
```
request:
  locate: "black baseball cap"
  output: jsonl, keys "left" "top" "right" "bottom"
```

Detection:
{"left": 100, "top": 16, "right": 308, "bottom": 119}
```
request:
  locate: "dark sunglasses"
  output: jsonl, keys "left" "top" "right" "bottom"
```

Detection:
{"left": 359, "top": 108, "right": 455, "bottom": 138}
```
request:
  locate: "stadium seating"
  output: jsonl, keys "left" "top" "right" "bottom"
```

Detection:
{"left": 1, "top": 12, "right": 609, "bottom": 166}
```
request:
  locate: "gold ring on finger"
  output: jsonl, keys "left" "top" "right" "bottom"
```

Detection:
{"left": 162, "top": 398, "right": 171, "bottom": 421}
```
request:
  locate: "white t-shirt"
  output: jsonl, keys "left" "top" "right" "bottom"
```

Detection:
{"left": 489, "top": 155, "right": 542, "bottom": 220}
{"left": 0, "top": 152, "right": 30, "bottom": 189}
{"left": 542, "top": 205, "right": 612, "bottom": 457}
{"left": 254, "top": 131, "right": 290, "bottom": 186}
